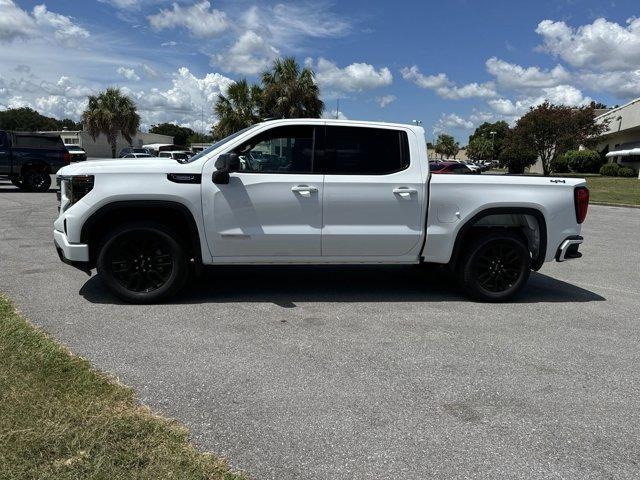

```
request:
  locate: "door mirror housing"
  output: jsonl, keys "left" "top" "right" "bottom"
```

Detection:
{"left": 215, "top": 152, "right": 240, "bottom": 172}
{"left": 213, "top": 152, "right": 240, "bottom": 184}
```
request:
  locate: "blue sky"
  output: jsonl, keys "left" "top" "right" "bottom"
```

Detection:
{"left": 1, "top": 0, "right": 639, "bottom": 143}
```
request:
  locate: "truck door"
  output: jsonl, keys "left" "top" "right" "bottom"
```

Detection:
{"left": 0, "top": 132, "right": 10, "bottom": 175}
{"left": 203, "top": 124, "right": 323, "bottom": 258}
{"left": 319, "top": 125, "right": 424, "bottom": 257}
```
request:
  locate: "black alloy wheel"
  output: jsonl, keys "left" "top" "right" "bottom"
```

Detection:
{"left": 473, "top": 240, "right": 525, "bottom": 293}
{"left": 458, "top": 230, "right": 531, "bottom": 302}
{"left": 23, "top": 171, "right": 52, "bottom": 192}
{"left": 97, "top": 222, "right": 189, "bottom": 303}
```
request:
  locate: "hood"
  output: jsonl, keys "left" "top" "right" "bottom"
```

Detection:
{"left": 57, "top": 157, "right": 181, "bottom": 176}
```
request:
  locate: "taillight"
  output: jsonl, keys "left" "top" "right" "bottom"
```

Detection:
{"left": 574, "top": 186, "right": 589, "bottom": 224}
{"left": 63, "top": 151, "right": 71, "bottom": 164}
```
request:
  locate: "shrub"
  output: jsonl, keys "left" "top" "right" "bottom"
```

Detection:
{"left": 618, "top": 166, "right": 636, "bottom": 177}
{"left": 562, "top": 149, "right": 603, "bottom": 173}
{"left": 599, "top": 163, "right": 620, "bottom": 176}
{"left": 551, "top": 156, "right": 570, "bottom": 173}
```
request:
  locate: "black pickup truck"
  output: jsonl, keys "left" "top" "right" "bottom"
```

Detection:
{"left": 0, "top": 130, "right": 70, "bottom": 192}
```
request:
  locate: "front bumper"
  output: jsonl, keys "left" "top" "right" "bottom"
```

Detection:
{"left": 54, "top": 229, "right": 91, "bottom": 273}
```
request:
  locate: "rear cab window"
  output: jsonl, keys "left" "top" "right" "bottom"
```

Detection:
{"left": 318, "top": 126, "right": 410, "bottom": 175}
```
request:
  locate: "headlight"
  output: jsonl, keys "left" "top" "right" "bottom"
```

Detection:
{"left": 57, "top": 175, "right": 94, "bottom": 212}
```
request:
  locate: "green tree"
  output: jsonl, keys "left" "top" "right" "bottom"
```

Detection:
{"left": 0, "top": 107, "right": 81, "bottom": 131}
{"left": 186, "top": 132, "right": 214, "bottom": 145}
{"left": 81, "top": 88, "right": 140, "bottom": 158}
{"left": 149, "top": 123, "right": 195, "bottom": 146}
{"left": 468, "top": 120, "right": 509, "bottom": 158}
{"left": 434, "top": 134, "right": 459, "bottom": 159}
{"left": 212, "top": 79, "right": 262, "bottom": 140}
{"left": 261, "top": 57, "right": 323, "bottom": 119}
{"left": 514, "top": 101, "right": 607, "bottom": 176}
{"left": 498, "top": 130, "right": 538, "bottom": 174}
{"left": 466, "top": 136, "right": 494, "bottom": 160}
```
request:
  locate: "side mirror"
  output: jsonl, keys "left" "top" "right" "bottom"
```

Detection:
{"left": 213, "top": 153, "right": 240, "bottom": 184}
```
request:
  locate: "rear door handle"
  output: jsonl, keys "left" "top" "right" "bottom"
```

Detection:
{"left": 393, "top": 187, "right": 417, "bottom": 196}
{"left": 292, "top": 185, "right": 318, "bottom": 195}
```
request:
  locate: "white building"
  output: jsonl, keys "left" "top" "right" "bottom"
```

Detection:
{"left": 41, "top": 129, "right": 173, "bottom": 158}
{"left": 595, "top": 98, "right": 640, "bottom": 177}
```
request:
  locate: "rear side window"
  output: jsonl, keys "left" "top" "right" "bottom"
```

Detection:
{"left": 13, "top": 134, "right": 64, "bottom": 149}
{"left": 320, "top": 126, "right": 410, "bottom": 175}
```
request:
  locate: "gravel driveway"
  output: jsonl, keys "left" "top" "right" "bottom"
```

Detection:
{"left": 1, "top": 178, "right": 639, "bottom": 479}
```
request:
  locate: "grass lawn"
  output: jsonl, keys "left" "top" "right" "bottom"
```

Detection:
{"left": 584, "top": 176, "right": 640, "bottom": 205}
{"left": 0, "top": 295, "right": 245, "bottom": 480}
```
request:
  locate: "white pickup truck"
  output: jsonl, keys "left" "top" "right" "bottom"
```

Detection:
{"left": 53, "top": 119, "right": 588, "bottom": 303}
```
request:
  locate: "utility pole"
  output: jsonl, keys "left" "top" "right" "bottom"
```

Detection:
{"left": 336, "top": 98, "right": 340, "bottom": 119}
{"left": 490, "top": 130, "right": 497, "bottom": 158}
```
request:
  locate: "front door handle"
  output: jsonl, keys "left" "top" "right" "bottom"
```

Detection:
{"left": 393, "top": 187, "right": 417, "bottom": 197}
{"left": 291, "top": 185, "right": 318, "bottom": 196}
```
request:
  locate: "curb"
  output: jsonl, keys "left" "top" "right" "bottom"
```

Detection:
{"left": 591, "top": 201, "right": 640, "bottom": 209}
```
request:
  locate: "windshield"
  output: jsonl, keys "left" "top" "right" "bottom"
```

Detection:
{"left": 186, "top": 126, "right": 254, "bottom": 163}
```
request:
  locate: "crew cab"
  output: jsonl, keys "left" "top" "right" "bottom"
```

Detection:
{"left": 1, "top": 130, "right": 70, "bottom": 191}
{"left": 53, "top": 119, "right": 588, "bottom": 303}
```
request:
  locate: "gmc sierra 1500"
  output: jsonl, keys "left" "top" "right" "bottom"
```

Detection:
{"left": 53, "top": 119, "right": 588, "bottom": 303}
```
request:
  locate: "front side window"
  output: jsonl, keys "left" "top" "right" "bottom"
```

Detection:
{"left": 321, "top": 126, "right": 410, "bottom": 175}
{"left": 233, "top": 125, "right": 315, "bottom": 173}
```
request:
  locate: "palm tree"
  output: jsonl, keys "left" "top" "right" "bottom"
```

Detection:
{"left": 213, "top": 79, "right": 262, "bottom": 139}
{"left": 261, "top": 57, "right": 323, "bottom": 119}
{"left": 82, "top": 88, "right": 140, "bottom": 158}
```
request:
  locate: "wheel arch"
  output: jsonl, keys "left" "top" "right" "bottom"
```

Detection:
{"left": 21, "top": 160, "right": 51, "bottom": 175}
{"left": 449, "top": 207, "right": 547, "bottom": 271}
{"left": 80, "top": 200, "right": 202, "bottom": 267}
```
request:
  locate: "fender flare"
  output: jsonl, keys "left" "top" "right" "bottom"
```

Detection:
{"left": 80, "top": 200, "right": 202, "bottom": 263}
{"left": 448, "top": 207, "right": 547, "bottom": 271}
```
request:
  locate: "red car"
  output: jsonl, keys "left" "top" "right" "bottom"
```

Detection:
{"left": 429, "top": 161, "right": 473, "bottom": 174}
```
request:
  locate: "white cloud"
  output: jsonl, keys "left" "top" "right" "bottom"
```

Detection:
{"left": 0, "top": 1, "right": 88, "bottom": 45}
{"left": 438, "top": 82, "right": 497, "bottom": 100}
{"left": 117, "top": 67, "right": 141, "bottom": 81}
{"left": 0, "top": 0, "right": 37, "bottom": 42}
{"left": 401, "top": 66, "right": 450, "bottom": 89}
{"left": 142, "top": 64, "right": 158, "bottom": 79}
{"left": 401, "top": 65, "right": 496, "bottom": 99}
{"left": 35, "top": 94, "right": 87, "bottom": 119}
{"left": 32, "top": 4, "right": 89, "bottom": 45}
{"left": 243, "top": 3, "right": 350, "bottom": 45}
{"left": 322, "top": 109, "right": 348, "bottom": 120}
{"left": 213, "top": 31, "right": 279, "bottom": 75}
{"left": 488, "top": 85, "right": 592, "bottom": 117}
{"left": 309, "top": 58, "right": 392, "bottom": 93}
{"left": 148, "top": 1, "right": 228, "bottom": 38}
{"left": 160, "top": 40, "right": 177, "bottom": 47}
{"left": 580, "top": 70, "right": 640, "bottom": 99}
{"left": 433, "top": 113, "right": 474, "bottom": 134}
{"left": 485, "top": 57, "right": 570, "bottom": 91}
{"left": 98, "top": 0, "right": 141, "bottom": 9}
{"left": 376, "top": 94, "right": 396, "bottom": 108}
{"left": 536, "top": 17, "right": 640, "bottom": 71}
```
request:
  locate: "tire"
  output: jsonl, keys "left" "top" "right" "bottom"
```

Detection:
{"left": 10, "top": 176, "right": 24, "bottom": 189}
{"left": 457, "top": 230, "right": 531, "bottom": 302}
{"left": 96, "top": 222, "right": 190, "bottom": 303}
{"left": 23, "top": 170, "right": 51, "bottom": 192}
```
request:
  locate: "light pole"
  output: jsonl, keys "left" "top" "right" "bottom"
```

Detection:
{"left": 490, "top": 131, "right": 497, "bottom": 159}
{"left": 412, "top": 119, "right": 422, "bottom": 127}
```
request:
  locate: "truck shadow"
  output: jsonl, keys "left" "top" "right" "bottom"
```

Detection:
{"left": 79, "top": 265, "right": 605, "bottom": 306}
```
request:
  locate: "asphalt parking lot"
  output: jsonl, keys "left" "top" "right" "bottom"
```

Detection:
{"left": 1, "top": 177, "right": 639, "bottom": 480}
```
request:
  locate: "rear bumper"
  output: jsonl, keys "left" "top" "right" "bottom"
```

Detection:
{"left": 555, "top": 235, "right": 583, "bottom": 262}
{"left": 54, "top": 229, "right": 91, "bottom": 273}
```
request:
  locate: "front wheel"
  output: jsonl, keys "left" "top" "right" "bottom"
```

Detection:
{"left": 96, "top": 222, "right": 189, "bottom": 303}
{"left": 457, "top": 230, "right": 531, "bottom": 302}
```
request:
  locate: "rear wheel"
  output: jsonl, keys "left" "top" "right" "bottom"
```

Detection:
{"left": 457, "top": 230, "right": 531, "bottom": 302}
{"left": 23, "top": 170, "right": 51, "bottom": 192}
{"left": 96, "top": 222, "right": 189, "bottom": 303}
